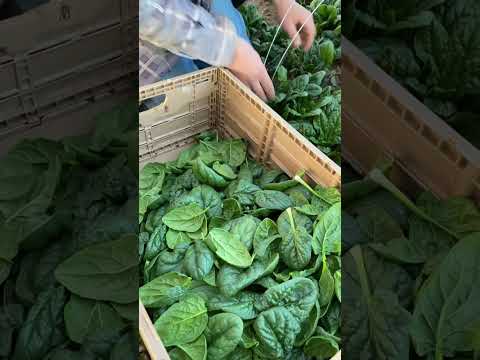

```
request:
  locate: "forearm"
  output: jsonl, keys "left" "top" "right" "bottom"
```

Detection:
{"left": 140, "top": 0, "right": 239, "bottom": 67}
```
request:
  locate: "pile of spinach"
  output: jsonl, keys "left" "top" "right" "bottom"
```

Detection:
{"left": 0, "top": 103, "right": 138, "bottom": 359}
{"left": 139, "top": 132, "right": 341, "bottom": 360}
{"left": 342, "top": 163, "right": 480, "bottom": 359}
{"left": 344, "top": 0, "right": 480, "bottom": 148}
{"left": 241, "top": 0, "right": 342, "bottom": 162}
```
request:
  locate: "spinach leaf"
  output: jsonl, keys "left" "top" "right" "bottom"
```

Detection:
{"left": 205, "top": 313, "right": 243, "bottom": 359}
{"left": 304, "top": 330, "right": 339, "bottom": 358}
{"left": 278, "top": 208, "right": 313, "bottom": 270}
{"left": 343, "top": 246, "right": 412, "bottom": 360}
{"left": 166, "top": 229, "right": 191, "bottom": 250}
{"left": 213, "top": 162, "right": 237, "bottom": 180}
{"left": 64, "top": 295, "right": 124, "bottom": 344}
{"left": 253, "top": 218, "right": 281, "bottom": 258}
{"left": 140, "top": 272, "right": 192, "bottom": 308}
{"left": 184, "top": 241, "right": 215, "bottom": 281}
{"left": 255, "top": 277, "right": 318, "bottom": 323}
{"left": 411, "top": 234, "right": 480, "bottom": 358}
{"left": 254, "top": 190, "right": 294, "bottom": 210}
{"left": 162, "top": 204, "right": 208, "bottom": 233}
{"left": 154, "top": 294, "right": 208, "bottom": 347}
{"left": 313, "top": 202, "right": 341, "bottom": 256}
{"left": 217, "top": 254, "right": 279, "bottom": 297}
{"left": 193, "top": 159, "right": 229, "bottom": 188}
{"left": 254, "top": 307, "right": 301, "bottom": 359}
{"left": 55, "top": 235, "right": 137, "bottom": 304}
{"left": 12, "top": 287, "right": 67, "bottom": 360}
{"left": 206, "top": 228, "right": 253, "bottom": 268}
{"left": 208, "top": 291, "right": 261, "bottom": 320}
{"left": 223, "top": 215, "right": 259, "bottom": 250}
{"left": 177, "top": 334, "right": 207, "bottom": 360}
{"left": 139, "top": 136, "right": 341, "bottom": 359}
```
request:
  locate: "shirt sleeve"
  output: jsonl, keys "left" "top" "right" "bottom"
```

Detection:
{"left": 140, "top": 0, "right": 239, "bottom": 67}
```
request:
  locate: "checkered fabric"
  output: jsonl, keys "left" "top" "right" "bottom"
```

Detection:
{"left": 139, "top": 0, "right": 238, "bottom": 86}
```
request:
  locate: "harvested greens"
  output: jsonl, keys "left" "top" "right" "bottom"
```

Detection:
{"left": 342, "top": 163, "right": 480, "bottom": 359}
{"left": 0, "top": 104, "right": 138, "bottom": 359}
{"left": 139, "top": 132, "right": 341, "bottom": 360}
{"left": 241, "top": 0, "right": 342, "bottom": 162}
{"left": 344, "top": 0, "right": 480, "bottom": 148}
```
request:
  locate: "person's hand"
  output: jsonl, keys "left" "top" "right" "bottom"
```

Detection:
{"left": 227, "top": 38, "right": 275, "bottom": 102}
{"left": 273, "top": 0, "right": 316, "bottom": 51}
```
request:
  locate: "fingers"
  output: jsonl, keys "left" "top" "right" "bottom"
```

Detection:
{"left": 283, "top": 21, "right": 302, "bottom": 49}
{"left": 250, "top": 80, "right": 268, "bottom": 102}
{"left": 301, "top": 18, "right": 316, "bottom": 51}
{"left": 258, "top": 70, "right": 276, "bottom": 100}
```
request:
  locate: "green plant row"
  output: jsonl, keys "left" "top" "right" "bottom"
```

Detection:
{"left": 139, "top": 132, "right": 341, "bottom": 360}
{"left": 0, "top": 103, "right": 138, "bottom": 359}
{"left": 241, "top": 0, "right": 341, "bottom": 162}
{"left": 342, "top": 162, "right": 480, "bottom": 359}
{"left": 344, "top": 0, "right": 480, "bottom": 149}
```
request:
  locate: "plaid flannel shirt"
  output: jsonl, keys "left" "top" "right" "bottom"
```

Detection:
{"left": 139, "top": 0, "right": 239, "bottom": 86}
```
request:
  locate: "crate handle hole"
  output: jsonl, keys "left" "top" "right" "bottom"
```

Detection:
{"left": 439, "top": 141, "right": 459, "bottom": 163}
{"left": 140, "top": 94, "right": 167, "bottom": 113}
{"left": 404, "top": 111, "right": 421, "bottom": 131}
{"left": 421, "top": 125, "right": 440, "bottom": 146}
{"left": 387, "top": 97, "right": 404, "bottom": 117}
{"left": 355, "top": 68, "right": 371, "bottom": 87}
{"left": 371, "top": 81, "right": 387, "bottom": 101}
{"left": 458, "top": 156, "right": 469, "bottom": 169}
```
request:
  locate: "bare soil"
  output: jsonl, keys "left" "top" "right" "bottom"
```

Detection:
{"left": 245, "top": 0, "right": 277, "bottom": 24}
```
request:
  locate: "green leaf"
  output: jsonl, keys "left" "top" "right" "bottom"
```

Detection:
{"left": 223, "top": 198, "right": 242, "bottom": 220}
{"left": 278, "top": 208, "right": 312, "bottom": 270}
{"left": 145, "top": 225, "right": 167, "bottom": 260}
{"left": 343, "top": 246, "right": 412, "bottom": 359}
{"left": 208, "top": 291, "right": 261, "bottom": 320}
{"left": 217, "top": 254, "right": 279, "bottom": 297}
{"left": 205, "top": 313, "right": 244, "bottom": 360}
{"left": 313, "top": 203, "right": 341, "bottom": 255}
{"left": 162, "top": 204, "right": 208, "bottom": 233}
{"left": 319, "top": 257, "right": 335, "bottom": 311}
{"left": 184, "top": 241, "right": 215, "bottom": 281}
{"left": 255, "top": 277, "right": 318, "bottom": 323}
{"left": 55, "top": 235, "right": 137, "bottom": 304}
{"left": 334, "top": 270, "right": 341, "bottom": 302}
{"left": 64, "top": 295, "right": 124, "bottom": 343}
{"left": 193, "top": 159, "right": 228, "bottom": 188}
{"left": 12, "top": 287, "right": 67, "bottom": 360}
{"left": 177, "top": 335, "right": 207, "bottom": 360}
{"left": 206, "top": 228, "right": 253, "bottom": 268}
{"left": 154, "top": 294, "right": 208, "bottom": 347}
{"left": 253, "top": 218, "right": 281, "bottom": 258}
{"left": 304, "top": 330, "right": 339, "bottom": 358}
{"left": 254, "top": 190, "right": 294, "bottom": 210}
{"left": 221, "top": 139, "right": 247, "bottom": 167}
{"left": 213, "top": 162, "right": 237, "bottom": 180}
{"left": 166, "top": 229, "right": 192, "bottom": 250}
{"left": 140, "top": 272, "right": 192, "bottom": 308}
{"left": 254, "top": 307, "right": 301, "bottom": 359}
{"left": 223, "top": 215, "right": 260, "bottom": 250}
{"left": 411, "top": 234, "right": 480, "bottom": 358}
{"left": 295, "top": 300, "right": 320, "bottom": 346}
{"left": 174, "top": 185, "right": 223, "bottom": 218}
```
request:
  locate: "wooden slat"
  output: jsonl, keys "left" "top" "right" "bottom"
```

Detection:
{"left": 139, "top": 301, "right": 170, "bottom": 360}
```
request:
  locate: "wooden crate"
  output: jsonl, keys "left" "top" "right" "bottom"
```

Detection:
{"left": 342, "top": 37, "right": 480, "bottom": 202}
{"left": 0, "top": 0, "right": 137, "bottom": 137}
{"left": 139, "top": 67, "right": 341, "bottom": 359}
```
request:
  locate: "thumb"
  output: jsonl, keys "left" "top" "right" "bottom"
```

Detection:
{"left": 283, "top": 22, "right": 301, "bottom": 48}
